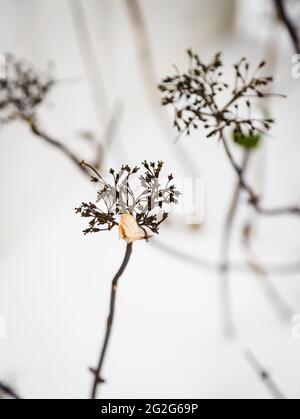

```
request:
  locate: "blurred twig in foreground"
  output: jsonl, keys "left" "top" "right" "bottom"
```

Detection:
{"left": 26, "top": 117, "right": 91, "bottom": 177}
{"left": 68, "top": 0, "right": 110, "bottom": 125}
{"left": 274, "top": 0, "right": 300, "bottom": 54}
{"left": 244, "top": 350, "right": 286, "bottom": 400}
{"left": 151, "top": 238, "right": 300, "bottom": 276}
{"left": 243, "top": 224, "right": 294, "bottom": 321}
{"left": 125, "top": 0, "right": 200, "bottom": 179}
{"left": 0, "top": 381, "right": 21, "bottom": 399}
{"left": 219, "top": 151, "right": 250, "bottom": 337}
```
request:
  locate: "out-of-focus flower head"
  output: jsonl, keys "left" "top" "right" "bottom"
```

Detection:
{"left": 158, "top": 49, "right": 275, "bottom": 145}
{"left": 0, "top": 54, "right": 53, "bottom": 123}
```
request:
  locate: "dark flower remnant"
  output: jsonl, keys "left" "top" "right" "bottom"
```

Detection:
{"left": 75, "top": 161, "right": 180, "bottom": 239}
{"left": 158, "top": 49, "right": 277, "bottom": 144}
{"left": 0, "top": 54, "right": 53, "bottom": 124}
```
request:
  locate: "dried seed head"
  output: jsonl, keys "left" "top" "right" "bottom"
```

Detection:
{"left": 76, "top": 161, "right": 180, "bottom": 238}
{"left": 0, "top": 55, "right": 54, "bottom": 123}
{"left": 158, "top": 50, "right": 277, "bottom": 142}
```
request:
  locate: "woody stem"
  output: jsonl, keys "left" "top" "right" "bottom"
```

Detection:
{"left": 90, "top": 243, "right": 133, "bottom": 399}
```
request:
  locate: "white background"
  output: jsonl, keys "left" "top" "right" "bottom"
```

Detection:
{"left": 0, "top": 0, "right": 300, "bottom": 399}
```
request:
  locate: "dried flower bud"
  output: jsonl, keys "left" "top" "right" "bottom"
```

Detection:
{"left": 118, "top": 214, "right": 144, "bottom": 244}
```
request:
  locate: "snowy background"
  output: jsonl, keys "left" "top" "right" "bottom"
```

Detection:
{"left": 0, "top": 0, "right": 300, "bottom": 399}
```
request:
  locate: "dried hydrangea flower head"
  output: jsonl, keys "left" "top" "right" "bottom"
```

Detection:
{"left": 76, "top": 161, "right": 180, "bottom": 241}
{"left": 158, "top": 49, "right": 277, "bottom": 143}
{"left": 0, "top": 54, "right": 53, "bottom": 123}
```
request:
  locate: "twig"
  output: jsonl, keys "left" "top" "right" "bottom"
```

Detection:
{"left": 68, "top": 0, "right": 110, "bottom": 125}
{"left": 221, "top": 134, "right": 300, "bottom": 216}
{"left": 151, "top": 239, "right": 227, "bottom": 272}
{"left": 90, "top": 243, "right": 133, "bottom": 399}
{"left": 244, "top": 350, "right": 286, "bottom": 400}
{"left": 219, "top": 150, "right": 250, "bottom": 337}
{"left": 151, "top": 238, "right": 300, "bottom": 276}
{"left": 243, "top": 224, "right": 294, "bottom": 321}
{"left": 273, "top": 0, "right": 300, "bottom": 54}
{"left": 267, "top": 259, "right": 300, "bottom": 275}
{"left": 68, "top": 0, "right": 128, "bottom": 166}
{"left": 125, "top": 0, "right": 200, "bottom": 178}
{"left": 26, "top": 112, "right": 122, "bottom": 179}
{"left": 95, "top": 103, "right": 124, "bottom": 170}
{"left": 26, "top": 118, "right": 91, "bottom": 177}
{"left": 0, "top": 381, "right": 21, "bottom": 399}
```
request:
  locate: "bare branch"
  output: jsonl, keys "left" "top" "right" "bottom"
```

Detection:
{"left": 26, "top": 118, "right": 91, "bottom": 177}
{"left": 125, "top": 0, "right": 200, "bottom": 178}
{"left": 274, "top": 0, "right": 300, "bottom": 54}
{"left": 221, "top": 134, "right": 300, "bottom": 216}
{"left": 90, "top": 243, "right": 133, "bottom": 399}
{"left": 242, "top": 224, "right": 294, "bottom": 321}
{"left": 244, "top": 350, "right": 286, "bottom": 400}
{"left": 219, "top": 150, "right": 250, "bottom": 337}
{"left": 0, "top": 381, "right": 21, "bottom": 400}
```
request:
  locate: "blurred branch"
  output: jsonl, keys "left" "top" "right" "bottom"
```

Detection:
{"left": 79, "top": 103, "right": 124, "bottom": 170}
{"left": 0, "top": 381, "right": 21, "bottom": 399}
{"left": 152, "top": 239, "right": 300, "bottom": 278}
{"left": 151, "top": 238, "right": 300, "bottom": 276}
{"left": 68, "top": 0, "right": 110, "bottom": 125}
{"left": 219, "top": 150, "right": 250, "bottom": 337}
{"left": 221, "top": 134, "right": 300, "bottom": 216}
{"left": 125, "top": 0, "right": 200, "bottom": 178}
{"left": 26, "top": 117, "right": 90, "bottom": 177}
{"left": 151, "top": 239, "right": 226, "bottom": 272}
{"left": 243, "top": 224, "right": 294, "bottom": 321}
{"left": 90, "top": 243, "right": 133, "bottom": 399}
{"left": 68, "top": 0, "right": 128, "bottom": 166}
{"left": 244, "top": 350, "right": 286, "bottom": 400}
{"left": 24, "top": 103, "right": 122, "bottom": 179}
{"left": 274, "top": 0, "right": 300, "bottom": 54}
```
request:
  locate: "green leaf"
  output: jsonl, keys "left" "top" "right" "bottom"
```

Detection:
{"left": 232, "top": 130, "right": 262, "bottom": 150}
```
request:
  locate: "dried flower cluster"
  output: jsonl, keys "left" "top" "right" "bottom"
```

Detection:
{"left": 158, "top": 49, "right": 275, "bottom": 144}
{"left": 0, "top": 55, "right": 53, "bottom": 123}
{"left": 76, "top": 161, "right": 180, "bottom": 237}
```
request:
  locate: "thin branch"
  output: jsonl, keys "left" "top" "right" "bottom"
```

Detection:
{"left": 267, "top": 259, "right": 300, "bottom": 275}
{"left": 243, "top": 224, "right": 294, "bottom": 321}
{"left": 221, "top": 134, "right": 300, "bottom": 216}
{"left": 219, "top": 150, "right": 250, "bottom": 337}
{"left": 151, "top": 238, "right": 300, "bottom": 276}
{"left": 151, "top": 239, "right": 226, "bottom": 271}
{"left": 0, "top": 381, "right": 21, "bottom": 399}
{"left": 244, "top": 350, "right": 286, "bottom": 400}
{"left": 80, "top": 160, "right": 107, "bottom": 185}
{"left": 255, "top": 204, "right": 300, "bottom": 216}
{"left": 274, "top": 0, "right": 300, "bottom": 54}
{"left": 68, "top": 0, "right": 128, "bottom": 166}
{"left": 95, "top": 103, "right": 124, "bottom": 170}
{"left": 68, "top": 0, "right": 110, "bottom": 125}
{"left": 90, "top": 243, "right": 133, "bottom": 399}
{"left": 27, "top": 114, "right": 122, "bottom": 181}
{"left": 125, "top": 0, "right": 200, "bottom": 178}
{"left": 26, "top": 118, "right": 90, "bottom": 177}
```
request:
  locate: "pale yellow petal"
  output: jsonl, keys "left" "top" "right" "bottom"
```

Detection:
{"left": 118, "top": 214, "right": 144, "bottom": 243}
